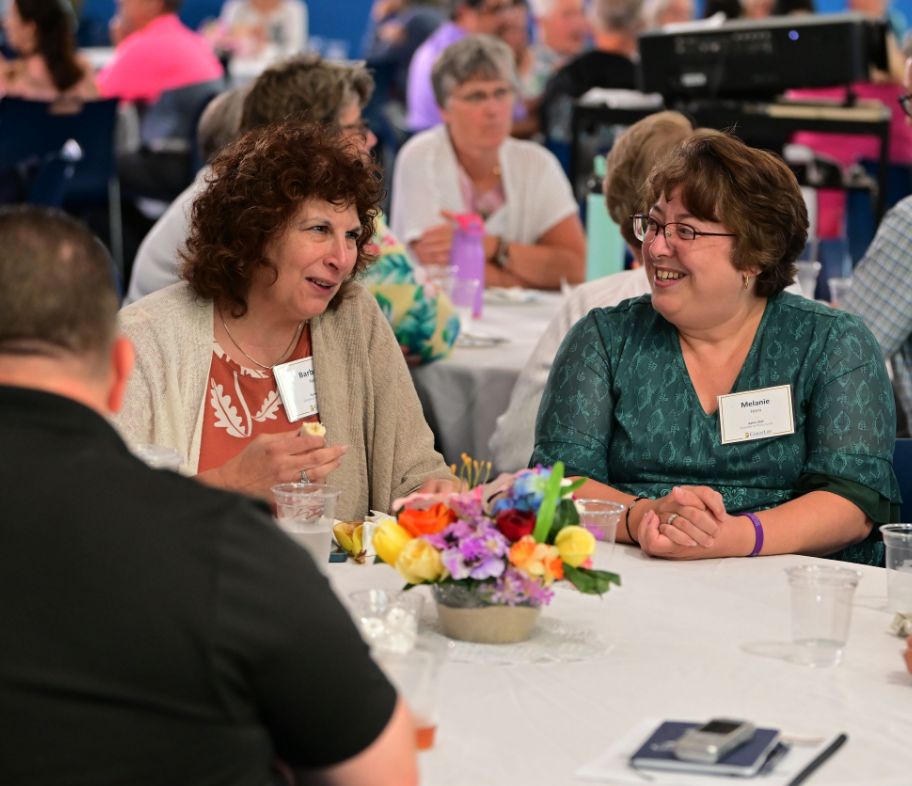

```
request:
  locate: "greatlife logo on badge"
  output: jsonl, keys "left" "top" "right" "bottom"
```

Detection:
{"left": 717, "top": 385, "right": 795, "bottom": 445}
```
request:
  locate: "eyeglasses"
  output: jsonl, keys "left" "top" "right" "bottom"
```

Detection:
{"left": 340, "top": 119, "right": 371, "bottom": 139}
{"left": 451, "top": 86, "right": 515, "bottom": 106}
{"left": 898, "top": 93, "right": 912, "bottom": 120}
{"left": 631, "top": 214, "right": 737, "bottom": 243}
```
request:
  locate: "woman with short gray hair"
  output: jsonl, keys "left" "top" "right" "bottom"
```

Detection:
{"left": 391, "top": 34, "right": 585, "bottom": 290}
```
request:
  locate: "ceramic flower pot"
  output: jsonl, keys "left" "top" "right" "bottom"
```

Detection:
{"left": 432, "top": 584, "right": 540, "bottom": 644}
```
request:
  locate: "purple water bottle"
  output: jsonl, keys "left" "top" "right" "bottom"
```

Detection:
{"left": 449, "top": 212, "right": 485, "bottom": 318}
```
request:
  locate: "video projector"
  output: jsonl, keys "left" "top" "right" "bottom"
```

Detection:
{"left": 637, "top": 13, "right": 888, "bottom": 100}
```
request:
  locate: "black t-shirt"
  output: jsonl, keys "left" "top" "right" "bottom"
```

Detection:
{"left": 0, "top": 386, "right": 396, "bottom": 786}
{"left": 540, "top": 50, "right": 637, "bottom": 142}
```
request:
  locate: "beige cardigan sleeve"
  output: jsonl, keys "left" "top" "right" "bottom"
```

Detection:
{"left": 114, "top": 284, "right": 213, "bottom": 473}
{"left": 313, "top": 284, "right": 455, "bottom": 519}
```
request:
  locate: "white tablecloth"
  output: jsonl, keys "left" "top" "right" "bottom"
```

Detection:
{"left": 328, "top": 547, "right": 911, "bottom": 786}
{"left": 410, "top": 292, "right": 563, "bottom": 471}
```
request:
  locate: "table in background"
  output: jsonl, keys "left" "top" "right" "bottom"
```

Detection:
{"left": 329, "top": 547, "right": 911, "bottom": 786}
{"left": 410, "top": 291, "right": 563, "bottom": 470}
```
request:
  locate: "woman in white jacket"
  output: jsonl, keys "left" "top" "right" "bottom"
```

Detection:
{"left": 391, "top": 34, "right": 585, "bottom": 290}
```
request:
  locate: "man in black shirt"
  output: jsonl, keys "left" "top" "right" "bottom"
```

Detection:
{"left": 539, "top": 0, "right": 641, "bottom": 143}
{"left": 0, "top": 205, "right": 417, "bottom": 785}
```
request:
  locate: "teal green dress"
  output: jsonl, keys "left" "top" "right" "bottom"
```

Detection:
{"left": 531, "top": 293, "right": 901, "bottom": 565}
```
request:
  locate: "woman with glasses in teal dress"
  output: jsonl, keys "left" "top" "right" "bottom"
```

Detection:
{"left": 532, "top": 130, "right": 901, "bottom": 565}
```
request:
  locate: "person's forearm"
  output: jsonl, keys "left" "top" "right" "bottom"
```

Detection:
{"left": 492, "top": 242, "right": 584, "bottom": 289}
{"left": 741, "top": 490, "right": 871, "bottom": 557}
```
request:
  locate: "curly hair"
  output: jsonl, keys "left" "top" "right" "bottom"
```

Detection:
{"left": 182, "top": 122, "right": 382, "bottom": 317}
{"left": 15, "top": 0, "right": 84, "bottom": 92}
{"left": 642, "top": 129, "right": 808, "bottom": 297}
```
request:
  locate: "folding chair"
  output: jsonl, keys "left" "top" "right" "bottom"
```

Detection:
{"left": 895, "top": 438, "right": 912, "bottom": 523}
{"left": 0, "top": 96, "right": 123, "bottom": 276}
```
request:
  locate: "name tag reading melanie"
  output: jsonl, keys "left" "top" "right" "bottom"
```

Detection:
{"left": 718, "top": 384, "right": 794, "bottom": 445}
{"left": 273, "top": 356, "right": 318, "bottom": 422}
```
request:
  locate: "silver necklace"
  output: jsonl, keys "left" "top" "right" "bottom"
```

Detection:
{"left": 220, "top": 312, "right": 306, "bottom": 371}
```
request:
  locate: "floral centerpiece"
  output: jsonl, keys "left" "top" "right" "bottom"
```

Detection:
{"left": 372, "top": 461, "right": 621, "bottom": 643}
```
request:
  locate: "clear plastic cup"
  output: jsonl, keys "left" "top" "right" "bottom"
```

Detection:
{"left": 880, "top": 524, "right": 912, "bottom": 614}
{"left": 349, "top": 588, "right": 424, "bottom": 655}
{"left": 319, "top": 486, "right": 341, "bottom": 527}
{"left": 827, "top": 276, "right": 852, "bottom": 307}
{"left": 375, "top": 638, "right": 446, "bottom": 750}
{"left": 786, "top": 564, "right": 861, "bottom": 667}
{"left": 271, "top": 482, "right": 329, "bottom": 568}
{"left": 795, "top": 260, "right": 822, "bottom": 300}
{"left": 575, "top": 499, "right": 625, "bottom": 569}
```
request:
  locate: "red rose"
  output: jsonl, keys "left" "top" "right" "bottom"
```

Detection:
{"left": 495, "top": 508, "right": 536, "bottom": 542}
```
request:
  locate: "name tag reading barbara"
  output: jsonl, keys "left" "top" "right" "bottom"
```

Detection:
{"left": 273, "top": 356, "right": 318, "bottom": 422}
{"left": 718, "top": 384, "right": 794, "bottom": 444}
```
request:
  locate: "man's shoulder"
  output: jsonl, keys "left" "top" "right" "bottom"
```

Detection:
{"left": 555, "top": 49, "right": 634, "bottom": 84}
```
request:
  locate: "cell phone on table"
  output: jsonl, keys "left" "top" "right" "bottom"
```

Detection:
{"left": 630, "top": 719, "right": 780, "bottom": 777}
{"left": 674, "top": 718, "right": 756, "bottom": 763}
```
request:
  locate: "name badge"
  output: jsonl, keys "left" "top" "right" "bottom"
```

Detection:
{"left": 273, "top": 356, "right": 318, "bottom": 422}
{"left": 718, "top": 384, "right": 794, "bottom": 445}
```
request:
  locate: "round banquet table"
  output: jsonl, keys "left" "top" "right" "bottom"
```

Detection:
{"left": 410, "top": 290, "right": 564, "bottom": 472}
{"left": 326, "top": 546, "right": 911, "bottom": 786}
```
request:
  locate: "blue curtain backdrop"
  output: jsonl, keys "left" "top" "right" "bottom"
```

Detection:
{"left": 77, "top": 0, "right": 374, "bottom": 53}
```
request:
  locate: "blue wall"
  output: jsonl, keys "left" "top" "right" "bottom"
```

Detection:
{"left": 76, "top": 1, "right": 912, "bottom": 53}
{"left": 78, "top": 0, "right": 377, "bottom": 54}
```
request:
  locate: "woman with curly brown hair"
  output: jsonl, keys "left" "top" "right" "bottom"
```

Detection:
{"left": 533, "top": 130, "right": 900, "bottom": 565}
{"left": 0, "top": 0, "right": 97, "bottom": 100}
{"left": 116, "top": 121, "right": 456, "bottom": 516}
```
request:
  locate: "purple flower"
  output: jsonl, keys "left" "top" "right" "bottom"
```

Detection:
{"left": 487, "top": 567, "right": 554, "bottom": 607}
{"left": 469, "top": 555, "right": 506, "bottom": 580}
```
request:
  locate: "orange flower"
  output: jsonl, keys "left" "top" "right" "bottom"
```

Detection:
{"left": 509, "top": 536, "right": 537, "bottom": 567}
{"left": 509, "top": 536, "right": 564, "bottom": 584}
{"left": 398, "top": 503, "right": 456, "bottom": 538}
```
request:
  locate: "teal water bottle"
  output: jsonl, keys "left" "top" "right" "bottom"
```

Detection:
{"left": 585, "top": 155, "right": 625, "bottom": 281}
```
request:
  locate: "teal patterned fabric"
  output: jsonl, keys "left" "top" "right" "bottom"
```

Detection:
{"left": 532, "top": 293, "right": 901, "bottom": 564}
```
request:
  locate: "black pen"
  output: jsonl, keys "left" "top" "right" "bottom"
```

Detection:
{"left": 787, "top": 733, "right": 848, "bottom": 786}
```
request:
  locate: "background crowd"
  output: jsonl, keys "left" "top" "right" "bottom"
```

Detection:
{"left": 0, "top": 0, "right": 910, "bottom": 781}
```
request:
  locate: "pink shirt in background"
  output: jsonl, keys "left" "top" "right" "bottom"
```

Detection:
{"left": 97, "top": 14, "right": 223, "bottom": 103}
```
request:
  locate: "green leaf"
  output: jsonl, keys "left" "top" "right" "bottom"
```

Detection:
{"left": 533, "top": 461, "right": 564, "bottom": 542}
{"left": 563, "top": 564, "right": 622, "bottom": 595}
{"left": 563, "top": 477, "right": 586, "bottom": 495}
{"left": 547, "top": 498, "right": 580, "bottom": 542}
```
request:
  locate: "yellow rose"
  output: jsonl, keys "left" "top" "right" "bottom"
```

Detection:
{"left": 395, "top": 538, "right": 447, "bottom": 584}
{"left": 555, "top": 526, "right": 596, "bottom": 567}
{"left": 372, "top": 519, "right": 413, "bottom": 566}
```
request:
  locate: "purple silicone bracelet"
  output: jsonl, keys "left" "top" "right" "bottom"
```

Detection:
{"left": 742, "top": 512, "right": 764, "bottom": 557}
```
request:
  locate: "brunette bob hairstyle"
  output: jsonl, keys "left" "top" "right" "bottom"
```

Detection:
{"left": 642, "top": 130, "right": 808, "bottom": 297}
{"left": 182, "top": 121, "right": 382, "bottom": 317}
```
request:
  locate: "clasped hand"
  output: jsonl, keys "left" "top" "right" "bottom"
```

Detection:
{"left": 638, "top": 486, "right": 728, "bottom": 559}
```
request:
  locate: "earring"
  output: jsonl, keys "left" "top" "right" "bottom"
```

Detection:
{"left": 743, "top": 274, "right": 752, "bottom": 290}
